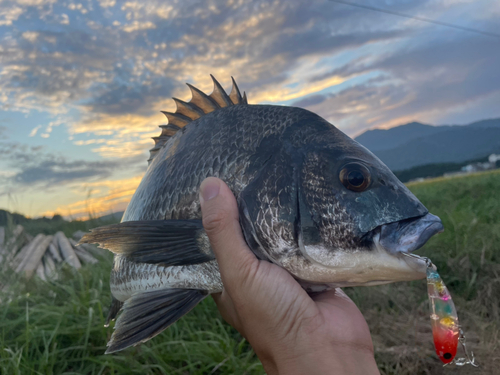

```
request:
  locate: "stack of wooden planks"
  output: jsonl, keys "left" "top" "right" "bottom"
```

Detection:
{"left": 0, "top": 226, "right": 104, "bottom": 282}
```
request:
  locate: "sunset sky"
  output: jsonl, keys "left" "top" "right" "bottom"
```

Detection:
{"left": 1, "top": 0, "right": 499, "bottom": 219}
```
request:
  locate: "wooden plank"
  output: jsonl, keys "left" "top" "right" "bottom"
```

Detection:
{"left": 36, "top": 262, "right": 46, "bottom": 281}
{"left": 74, "top": 247, "right": 98, "bottom": 264}
{"left": 14, "top": 234, "right": 45, "bottom": 273}
{"left": 21, "top": 235, "right": 53, "bottom": 280}
{"left": 10, "top": 243, "right": 29, "bottom": 269}
{"left": 48, "top": 243, "right": 63, "bottom": 263}
{"left": 70, "top": 238, "right": 106, "bottom": 258}
{"left": 72, "top": 230, "right": 87, "bottom": 241}
{"left": 55, "top": 232, "right": 81, "bottom": 269}
{"left": 10, "top": 238, "right": 32, "bottom": 269}
{"left": 69, "top": 238, "right": 98, "bottom": 264}
{"left": 43, "top": 253, "right": 57, "bottom": 280}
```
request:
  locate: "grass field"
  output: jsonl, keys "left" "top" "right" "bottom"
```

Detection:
{"left": 1, "top": 170, "right": 499, "bottom": 374}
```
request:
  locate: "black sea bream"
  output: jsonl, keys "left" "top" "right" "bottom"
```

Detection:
{"left": 81, "top": 76, "right": 444, "bottom": 353}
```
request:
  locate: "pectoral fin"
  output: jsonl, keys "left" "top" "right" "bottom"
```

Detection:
{"left": 79, "top": 220, "right": 215, "bottom": 266}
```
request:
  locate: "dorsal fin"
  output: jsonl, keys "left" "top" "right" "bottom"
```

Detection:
{"left": 148, "top": 76, "right": 249, "bottom": 164}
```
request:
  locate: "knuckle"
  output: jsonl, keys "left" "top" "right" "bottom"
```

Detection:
{"left": 202, "top": 209, "right": 229, "bottom": 237}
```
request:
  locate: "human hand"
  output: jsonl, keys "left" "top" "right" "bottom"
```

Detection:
{"left": 199, "top": 177, "right": 380, "bottom": 375}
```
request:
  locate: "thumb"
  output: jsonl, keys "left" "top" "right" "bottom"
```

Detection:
{"left": 199, "top": 177, "right": 257, "bottom": 284}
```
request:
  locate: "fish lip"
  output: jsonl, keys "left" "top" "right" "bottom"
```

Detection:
{"left": 374, "top": 213, "right": 444, "bottom": 255}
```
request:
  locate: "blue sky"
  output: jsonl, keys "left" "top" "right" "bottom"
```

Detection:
{"left": 1, "top": 0, "right": 499, "bottom": 218}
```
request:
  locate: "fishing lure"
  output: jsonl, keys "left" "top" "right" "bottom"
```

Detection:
{"left": 426, "top": 265, "right": 459, "bottom": 363}
{"left": 403, "top": 253, "right": 478, "bottom": 367}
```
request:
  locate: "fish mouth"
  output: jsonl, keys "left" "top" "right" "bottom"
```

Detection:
{"left": 374, "top": 213, "right": 444, "bottom": 255}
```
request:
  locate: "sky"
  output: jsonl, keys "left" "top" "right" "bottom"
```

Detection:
{"left": 0, "top": 0, "right": 499, "bottom": 219}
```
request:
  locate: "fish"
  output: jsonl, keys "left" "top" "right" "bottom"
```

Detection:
{"left": 80, "top": 75, "right": 444, "bottom": 353}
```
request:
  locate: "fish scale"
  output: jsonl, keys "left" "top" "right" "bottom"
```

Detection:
{"left": 111, "top": 257, "right": 222, "bottom": 302}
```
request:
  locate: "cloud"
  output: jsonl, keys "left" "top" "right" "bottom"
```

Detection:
{"left": 0, "top": 0, "right": 418, "bottom": 121}
{"left": 13, "top": 159, "right": 118, "bottom": 185}
{"left": 29, "top": 125, "right": 41, "bottom": 136}
{"left": 98, "top": 0, "right": 116, "bottom": 8}
{"left": 0, "top": 6, "right": 22, "bottom": 26}
{"left": 21, "top": 31, "right": 39, "bottom": 42}
{"left": 304, "top": 31, "right": 500, "bottom": 134}
{"left": 0, "top": 141, "right": 145, "bottom": 193}
{"left": 1, "top": 0, "right": 498, "bottom": 130}
{"left": 292, "top": 94, "right": 328, "bottom": 109}
{"left": 83, "top": 78, "right": 175, "bottom": 116}
{"left": 122, "top": 20, "right": 156, "bottom": 32}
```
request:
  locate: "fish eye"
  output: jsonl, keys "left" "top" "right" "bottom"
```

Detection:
{"left": 339, "top": 163, "right": 371, "bottom": 192}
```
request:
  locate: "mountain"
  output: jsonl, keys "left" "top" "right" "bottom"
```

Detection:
{"left": 354, "top": 122, "right": 444, "bottom": 152}
{"left": 355, "top": 118, "right": 500, "bottom": 171}
{"left": 95, "top": 211, "right": 123, "bottom": 222}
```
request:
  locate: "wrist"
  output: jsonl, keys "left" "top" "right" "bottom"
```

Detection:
{"left": 255, "top": 339, "right": 379, "bottom": 375}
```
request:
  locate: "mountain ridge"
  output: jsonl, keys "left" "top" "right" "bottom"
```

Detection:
{"left": 354, "top": 118, "right": 500, "bottom": 171}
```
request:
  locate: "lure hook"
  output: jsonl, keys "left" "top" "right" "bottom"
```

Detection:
{"left": 444, "top": 326, "right": 479, "bottom": 367}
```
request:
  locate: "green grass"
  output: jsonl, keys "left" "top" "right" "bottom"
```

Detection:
{"left": 1, "top": 170, "right": 499, "bottom": 374}
{"left": 0, "top": 256, "right": 262, "bottom": 375}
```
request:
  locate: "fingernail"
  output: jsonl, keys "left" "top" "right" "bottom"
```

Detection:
{"left": 200, "top": 178, "right": 220, "bottom": 205}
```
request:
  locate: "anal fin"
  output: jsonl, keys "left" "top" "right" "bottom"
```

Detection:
{"left": 106, "top": 288, "right": 208, "bottom": 354}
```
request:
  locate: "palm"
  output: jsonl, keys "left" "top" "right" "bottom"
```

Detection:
{"left": 215, "top": 259, "right": 374, "bottom": 355}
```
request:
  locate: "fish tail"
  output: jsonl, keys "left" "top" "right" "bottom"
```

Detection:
{"left": 105, "top": 288, "right": 208, "bottom": 354}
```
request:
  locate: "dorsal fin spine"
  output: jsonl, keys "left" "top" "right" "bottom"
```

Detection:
{"left": 159, "top": 124, "right": 181, "bottom": 137}
{"left": 161, "top": 111, "right": 191, "bottom": 128}
{"left": 148, "top": 76, "right": 249, "bottom": 165}
{"left": 209, "top": 75, "right": 233, "bottom": 107}
{"left": 186, "top": 83, "right": 219, "bottom": 114}
{"left": 172, "top": 98, "right": 203, "bottom": 120}
{"left": 229, "top": 76, "right": 243, "bottom": 105}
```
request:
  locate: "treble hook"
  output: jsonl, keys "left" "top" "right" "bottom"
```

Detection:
{"left": 444, "top": 326, "right": 479, "bottom": 367}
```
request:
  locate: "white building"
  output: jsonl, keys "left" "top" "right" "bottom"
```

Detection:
{"left": 488, "top": 153, "right": 500, "bottom": 163}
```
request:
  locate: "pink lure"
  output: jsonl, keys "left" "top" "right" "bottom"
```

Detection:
{"left": 426, "top": 267, "right": 459, "bottom": 364}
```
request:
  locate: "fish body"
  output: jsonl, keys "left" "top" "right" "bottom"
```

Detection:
{"left": 82, "top": 76, "right": 443, "bottom": 353}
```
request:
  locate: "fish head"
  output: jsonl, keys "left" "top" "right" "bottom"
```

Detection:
{"left": 295, "top": 128, "right": 443, "bottom": 286}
